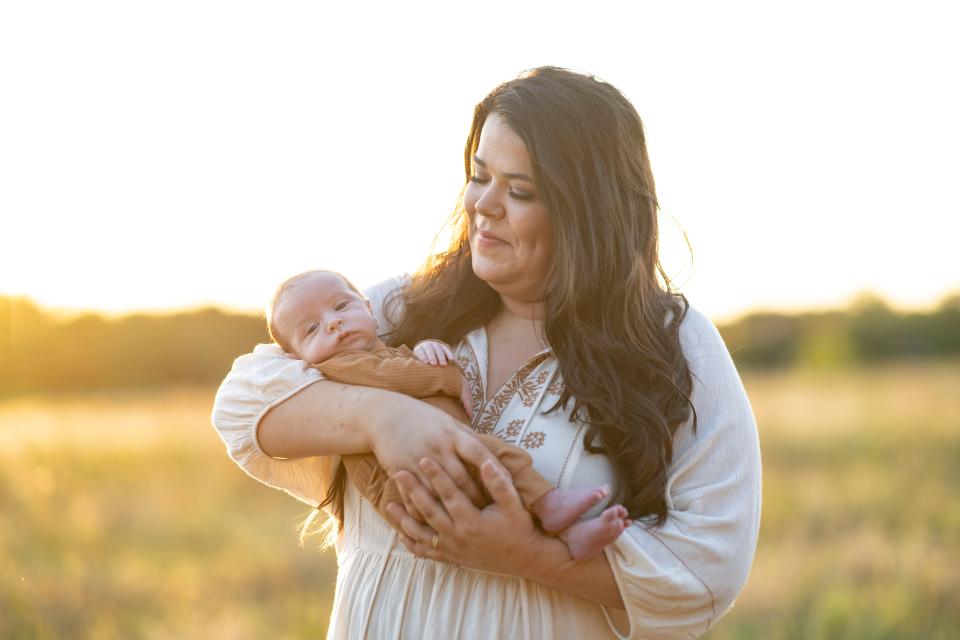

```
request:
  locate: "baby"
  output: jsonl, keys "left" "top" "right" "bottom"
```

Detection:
{"left": 268, "top": 270, "right": 630, "bottom": 559}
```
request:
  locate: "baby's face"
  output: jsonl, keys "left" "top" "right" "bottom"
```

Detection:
{"left": 273, "top": 272, "right": 379, "bottom": 364}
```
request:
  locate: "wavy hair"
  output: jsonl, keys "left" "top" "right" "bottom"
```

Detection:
{"left": 389, "top": 67, "right": 696, "bottom": 524}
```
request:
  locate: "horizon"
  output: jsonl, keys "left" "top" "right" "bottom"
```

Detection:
{"left": 6, "top": 285, "right": 957, "bottom": 327}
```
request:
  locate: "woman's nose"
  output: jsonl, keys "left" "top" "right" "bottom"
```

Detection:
{"left": 474, "top": 185, "right": 505, "bottom": 220}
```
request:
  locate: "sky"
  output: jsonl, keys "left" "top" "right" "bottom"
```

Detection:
{"left": 2, "top": 1, "right": 958, "bottom": 322}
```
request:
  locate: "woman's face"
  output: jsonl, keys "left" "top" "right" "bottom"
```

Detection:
{"left": 464, "top": 113, "right": 554, "bottom": 303}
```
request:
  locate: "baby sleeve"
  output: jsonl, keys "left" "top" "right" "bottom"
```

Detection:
{"left": 602, "top": 307, "right": 762, "bottom": 639}
{"left": 316, "top": 347, "right": 463, "bottom": 399}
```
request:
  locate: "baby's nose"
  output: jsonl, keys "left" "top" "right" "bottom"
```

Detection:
{"left": 327, "top": 317, "right": 344, "bottom": 332}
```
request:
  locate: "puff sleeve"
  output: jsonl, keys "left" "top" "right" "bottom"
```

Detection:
{"left": 602, "top": 307, "right": 762, "bottom": 639}
{"left": 211, "top": 344, "right": 334, "bottom": 505}
{"left": 209, "top": 275, "right": 408, "bottom": 506}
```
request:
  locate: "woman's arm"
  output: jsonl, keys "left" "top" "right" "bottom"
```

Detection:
{"left": 387, "top": 459, "right": 625, "bottom": 609}
{"left": 211, "top": 338, "right": 497, "bottom": 509}
{"left": 257, "top": 379, "right": 388, "bottom": 458}
{"left": 259, "top": 378, "right": 499, "bottom": 504}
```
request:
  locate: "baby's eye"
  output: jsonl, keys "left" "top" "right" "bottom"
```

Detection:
{"left": 306, "top": 323, "right": 319, "bottom": 335}
{"left": 335, "top": 301, "right": 349, "bottom": 311}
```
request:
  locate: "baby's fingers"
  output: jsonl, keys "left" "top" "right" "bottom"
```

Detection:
{"left": 427, "top": 343, "right": 448, "bottom": 366}
{"left": 414, "top": 343, "right": 439, "bottom": 365}
{"left": 440, "top": 343, "right": 454, "bottom": 363}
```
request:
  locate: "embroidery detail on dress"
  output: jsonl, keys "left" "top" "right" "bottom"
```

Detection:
{"left": 546, "top": 375, "right": 565, "bottom": 397}
{"left": 356, "top": 496, "right": 363, "bottom": 547}
{"left": 475, "top": 353, "right": 551, "bottom": 437}
{"left": 520, "top": 431, "right": 546, "bottom": 449}
{"left": 476, "top": 420, "right": 495, "bottom": 436}
{"left": 457, "top": 349, "right": 484, "bottom": 424}
{"left": 504, "top": 420, "right": 524, "bottom": 440}
{"left": 520, "top": 369, "right": 552, "bottom": 407}
{"left": 556, "top": 423, "right": 587, "bottom": 489}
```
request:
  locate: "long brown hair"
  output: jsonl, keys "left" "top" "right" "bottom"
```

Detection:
{"left": 389, "top": 67, "right": 696, "bottom": 525}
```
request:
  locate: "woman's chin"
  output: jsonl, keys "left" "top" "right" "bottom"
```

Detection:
{"left": 470, "top": 260, "right": 512, "bottom": 290}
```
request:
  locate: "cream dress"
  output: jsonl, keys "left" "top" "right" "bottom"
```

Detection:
{"left": 212, "top": 277, "right": 762, "bottom": 639}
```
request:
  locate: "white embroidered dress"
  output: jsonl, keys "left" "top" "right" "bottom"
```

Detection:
{"left": 212, "top": 278, "right": 761, "bottom": 639}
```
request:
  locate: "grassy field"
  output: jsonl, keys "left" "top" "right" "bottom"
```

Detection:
{"left": 1, "top": 362, "right": 958, "bottom": 639}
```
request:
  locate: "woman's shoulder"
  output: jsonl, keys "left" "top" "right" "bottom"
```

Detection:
{"left": 674, "top": 302, "right": 752, "bottom": 415}
{"left": 675, "top": 301, "right": 731, "bottom": 362}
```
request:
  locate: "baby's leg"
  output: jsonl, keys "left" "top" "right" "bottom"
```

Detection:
{"left": 531, "top": 486, "right": 612, "bottom": 533}
{"left": 475, "top": 435, "right": 610, "bottom": 532}
{"left": 422, "top": 395, "right": 470, "bottom": 423}
{"left": 558, "top": 505, "right": 631, "bottom": 560}
{"left": 341, "top": 453, "right": 405, "bottom": 526}
{"left": 340, "top": 396, "right": 469, "bottom": 525}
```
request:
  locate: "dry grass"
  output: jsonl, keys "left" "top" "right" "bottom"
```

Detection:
{"left": 0, "top": 387, "right": 335, "bottom": 639}
{"left": 708, "top": 361, "right": 960, "bottom": 639}
{"left": 2, "top": 361, "right": 958, "bottom": 638}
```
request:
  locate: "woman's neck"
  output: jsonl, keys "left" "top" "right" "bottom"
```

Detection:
{"left": 491, "top": 296, "right": 549, "bottom": 352}
{"left": 497, "top": 295, "right": 545, "bottom": 322}
{"left": 484, "top": 297, "right": 550, "bottom": 394}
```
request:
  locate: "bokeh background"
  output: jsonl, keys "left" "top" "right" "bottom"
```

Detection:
{"left": 2, "top": 1, "right": 958, "bottom": 638}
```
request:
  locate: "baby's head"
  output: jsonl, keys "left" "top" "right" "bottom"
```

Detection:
{"left": 267, "top": 270, "right": 379, "bottom": 364}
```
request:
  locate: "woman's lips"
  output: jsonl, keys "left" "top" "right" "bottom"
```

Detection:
{"left": 476, "top": 229, "right": 508, "bottom": 248}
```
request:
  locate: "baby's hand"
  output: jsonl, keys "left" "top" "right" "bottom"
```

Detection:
{"left": 413, "top": 340, "right": 454, "bottom": 366}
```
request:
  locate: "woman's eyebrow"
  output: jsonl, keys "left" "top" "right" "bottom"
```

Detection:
{"left": 473, "top": 156, "right": 533, "bottom": 182}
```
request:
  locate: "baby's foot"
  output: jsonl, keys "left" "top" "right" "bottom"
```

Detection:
{"left": 559, "top": 505, "right": 631, "bottom": 560}
{"left": 533, "top": 485, "right": 610, "bottom": 533}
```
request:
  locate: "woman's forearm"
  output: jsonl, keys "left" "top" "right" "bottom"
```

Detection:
{"left": 525, "top": 536, "right": 625, "bottom": 610}
{"left": 259, "top": 381, "right": 490, "bottom": 504}
{"left": 258, "top": 379, "right": 393, "bottom": 459}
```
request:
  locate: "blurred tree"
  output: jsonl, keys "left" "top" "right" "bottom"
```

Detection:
{"left": 0, "top": 297, "right": 268, "bottom": 393}
{"left": 793, "top": 313, "right": 856, "bottom": 370}
{"left": 719, "top": 312, "right": 801, "bottom": 367}
{"left": 1, "top": 290, "right": 958, "bottom": 392}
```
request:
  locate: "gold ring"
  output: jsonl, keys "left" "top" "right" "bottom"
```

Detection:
{"left": 431, "top": 534, "right": 440, "bottom": 550}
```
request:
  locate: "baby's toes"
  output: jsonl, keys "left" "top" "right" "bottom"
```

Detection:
{"left": 609, "top": 505, "right": 628, "bottom": 520}
{"left": 600, "top": 505, "right": 622, "bottom": 523}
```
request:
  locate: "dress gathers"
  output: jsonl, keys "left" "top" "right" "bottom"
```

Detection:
{"left": 211, "top": 277, "right": 762, "bottom": 639}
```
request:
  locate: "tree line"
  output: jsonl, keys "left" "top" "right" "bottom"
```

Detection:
{"left": 1, "top": 292, "right": 958, "bottom": 393}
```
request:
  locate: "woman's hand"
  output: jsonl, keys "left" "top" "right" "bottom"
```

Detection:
{"left": 364, "top": 392, "right": 495, "bottom": 508}
{"left": 386, "top": 458, "right": 626, "bottom": 609}
{"left": 387, "top": 458, "right": 551, "bottom": 576}
{"left": 258, "top": 379, "right": 493, "bottom": 508}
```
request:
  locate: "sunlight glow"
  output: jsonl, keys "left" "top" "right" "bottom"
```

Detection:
{"left": 3, "top": 1, "right": 958, "bottom": 321}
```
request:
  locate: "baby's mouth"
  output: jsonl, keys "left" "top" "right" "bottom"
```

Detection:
{"left": 337, "top": 331, "right": 357, "bottom": 344}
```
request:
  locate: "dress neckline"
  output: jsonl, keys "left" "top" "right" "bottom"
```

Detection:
{"left": 465, "top": 325, "right": 552, "bottom": 405}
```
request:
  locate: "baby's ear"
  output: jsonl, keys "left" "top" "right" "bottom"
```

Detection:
{"left": 365, "top": 299, "right": 374, "bottom": 314}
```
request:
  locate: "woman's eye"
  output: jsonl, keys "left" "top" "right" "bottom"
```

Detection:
{"left": 469, "top": 175, "right": 490, "bottom": 184}
{"left": 509, "top": 189, "right": 535, "bottom": 201}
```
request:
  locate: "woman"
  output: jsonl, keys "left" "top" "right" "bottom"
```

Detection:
{"left": 213, "top": 67, "right": 761, "bottom": 639}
